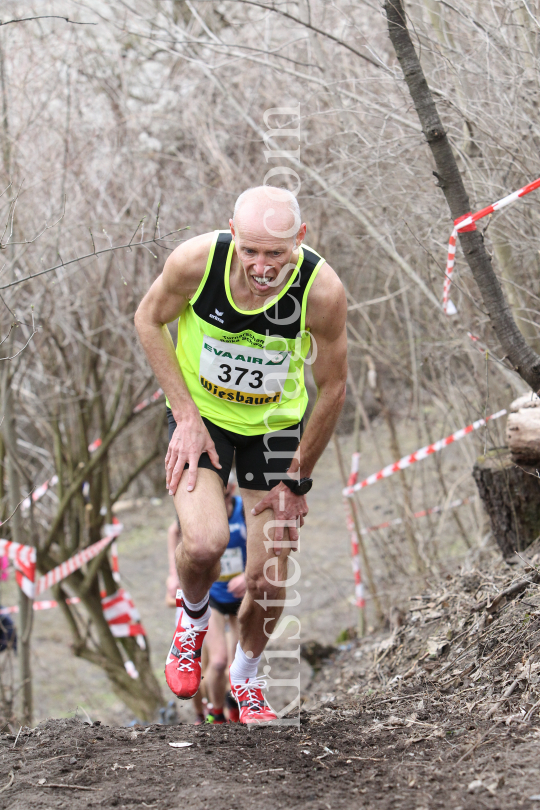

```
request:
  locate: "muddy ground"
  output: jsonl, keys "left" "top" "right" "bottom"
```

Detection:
{"left": 3, "top": 542, "right": 540, "bottom": 807}
{"left": 1, "top": 416, "right": 530, "bottom": 808}
{"left": 0, "top": 697, "right": 539, "bottom": 810}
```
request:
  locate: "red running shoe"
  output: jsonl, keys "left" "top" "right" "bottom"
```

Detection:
{"left": 229, "top": 673, "right": 277, "bottom": 725}
{"left": 165, "top": 602, "right": 208, "bottom": 700}
{"left": 226, "top": 691, "right": 240, "bottom": 723}
{"left": 206, "top": 709, "right": 226, "bottom": 725}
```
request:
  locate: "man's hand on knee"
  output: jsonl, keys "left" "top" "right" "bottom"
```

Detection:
{"left": 251, "top": 483, "right": 308, "bottom": 555}
{"left": 165, "top": 412, "right": 221, "bottom": 494}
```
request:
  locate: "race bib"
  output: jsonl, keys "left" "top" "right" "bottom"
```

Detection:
{"left": 199, "top": 336, "right": 291, "bottom": 405}
{"left": 218, "top": 547, "right": 244, "bottom": 581}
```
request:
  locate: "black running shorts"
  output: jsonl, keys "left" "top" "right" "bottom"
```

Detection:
{"left": 166, "top": 408, "right": 302, "bottom": 491}
{"left": 209, "top": 595, "right": 242, "bottom": 616}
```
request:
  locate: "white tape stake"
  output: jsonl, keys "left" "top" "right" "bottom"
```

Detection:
{"left": 343, "top": 409, "right": 507, "bottom": 497}
{"left": 342, "top": 452, "right": 366, "bottom": 616}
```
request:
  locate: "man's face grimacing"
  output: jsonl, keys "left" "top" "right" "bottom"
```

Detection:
{"left": 229, "top": 208, "right": 307, "bottom": 298}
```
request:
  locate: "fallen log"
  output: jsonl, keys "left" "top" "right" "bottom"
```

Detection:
{"left": 506, "top": 394, "right": 540, "bottom": 463}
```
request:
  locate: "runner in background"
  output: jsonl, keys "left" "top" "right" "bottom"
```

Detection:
{"left": 166, "top": 475, "right": 247, "bottom": 723}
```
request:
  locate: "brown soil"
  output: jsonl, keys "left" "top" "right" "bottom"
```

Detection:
{"left": 0, "top": 703, "right": 538, "bottom": 810}
{"left": 4, "top": 546, "right": 540, "bottom": 809}
{"left": 3, "top": 424, "right": 536, "bottom": 807}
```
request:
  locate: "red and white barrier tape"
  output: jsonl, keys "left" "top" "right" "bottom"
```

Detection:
{"left": 0, "top": 597, "right": 81, "bottom": 615}
{"left": 0, "top": 524, "right": 123, "bottom": 599}
{"left": 343, "top": 408, "right": 507, "bottom": 497}
{"left": 359, "top": 495, "right": 475, "bottom": 535}
{"left": 34, "top": 524, "right": 123, "bottom": 597}
{"left": 100, "top": 538, "right": 146, "bottom": 649}
{"left": 89, "top": 388, "right": 163, "bottom": 451}
{"left": 443, "top": 177, "right": 540, "bottom": 314}
{"left": 20, "top": 475, "right": 59, "bottom": 512}
{"left": 467, "top": 332, "right": 485, "bottom": 352}
{"left": 102, "top": 588, "right": 146, "bottom": 641}
{"left": 0, "top": 539, "right": 37, "bottom": 598}
{"left": 0, "top": 591, "right": 143, "bottom": 677}
{"left": 111, "top": 541, "right": 121, "bottom": 584}
{"left": 343, "top": 452, "right": 365, "bottom": 610}
{"left": 1, "top": 526, "right": 144, "bottom": 674}
{"left": 132, "top": 388, "right": 163, "bottom": 413}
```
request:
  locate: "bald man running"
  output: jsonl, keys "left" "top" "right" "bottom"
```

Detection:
{"left": 135, "top": 187, "right": 347, "bottom": 724}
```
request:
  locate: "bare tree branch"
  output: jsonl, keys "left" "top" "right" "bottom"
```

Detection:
{"left": 0, "top": 229, "right": 186, "bottom": 291}
{"left": 385, "top": 0, "right": 540, "bottom": 391}
{"left": 0, "top": 16, "right": 95, "bottom": 28}
{"left": 191, "top": 0, "right": 384, "bottom": 69}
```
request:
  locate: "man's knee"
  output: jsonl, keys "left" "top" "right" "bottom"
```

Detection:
{"left": 209, "top": 654, "right": 228, "bottom": 674}
{"left": 178, "top": 525, "right": 229, "bottom": 567}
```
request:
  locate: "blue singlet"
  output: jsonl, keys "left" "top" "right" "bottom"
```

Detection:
{"left": 209, "top": 496, "right": 247, "bottom": 605}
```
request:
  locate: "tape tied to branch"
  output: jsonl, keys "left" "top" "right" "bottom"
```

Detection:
{"left": 0, "top": 523, "right": 123, "bottom": 599}
{"left": 0, "top": 527, "right": 146, "bottom": 669}
{"left": 0, "top": 388, "right": 160, "bottom": 672}
{"left": 443, "top": 176, "right": 540, "bottom": 314}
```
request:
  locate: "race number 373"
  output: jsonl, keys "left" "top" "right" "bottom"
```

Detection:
{"left": 199, "top": 336, "right": 291, "bottom": 405}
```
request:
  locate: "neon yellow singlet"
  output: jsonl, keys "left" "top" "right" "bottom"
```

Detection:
{"left": 173, "top": 231, "right": 324, "bottom": 435}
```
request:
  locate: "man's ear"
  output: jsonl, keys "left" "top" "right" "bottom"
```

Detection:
{"left": 296, "top": 223, "right": 307, "bottom": 247}
{"left": 229, "top": 218, "right": 235, "bottom": 238}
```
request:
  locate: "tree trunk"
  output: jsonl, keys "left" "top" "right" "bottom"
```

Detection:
{"left": 2, "top": 380, "right": 33, "bottom": 725}
{"left": 53, "top": 562, "right": 164, "bottom": 722}
{"left": 472, "top": 448, "right": 540, "bottom": 558}
{"left": 385, "top": 0, "right": 540, "bottom": 393}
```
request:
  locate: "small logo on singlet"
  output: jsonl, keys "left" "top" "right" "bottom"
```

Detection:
{"left": 209, "top": 308, "right": 224, "bottom": 324}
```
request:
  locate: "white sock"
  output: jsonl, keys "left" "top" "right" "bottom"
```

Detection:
{"left": 183, "top": 594, "right": 209, "bottom": 612}
{"left": 229, "top": 642, "right": 261, "bottom": 683}
{"left": 180, "top": 592, "right": 210, "bottom": 629}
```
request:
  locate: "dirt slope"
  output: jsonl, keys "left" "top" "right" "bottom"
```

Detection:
{"left": 0, "top": 705, "right": 538, "bottom": 810}
{"left": 2, "top": 446, "right": 539, "bottom": 807}
{"left": 4, "top": 547, "right": 540, "bottom": 808}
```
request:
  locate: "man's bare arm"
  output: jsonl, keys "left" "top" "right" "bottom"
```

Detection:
{"left": 251, "top": 263, "right": 347, "bottom": 549}
{"left": 134, "top": 232, "right": 222, "bottom": 493}
{"left": 290, "top": 263, "right": 348, "bottom": 477}
{"left": 135, "top": 233, "right": 209, "bottom": 414}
